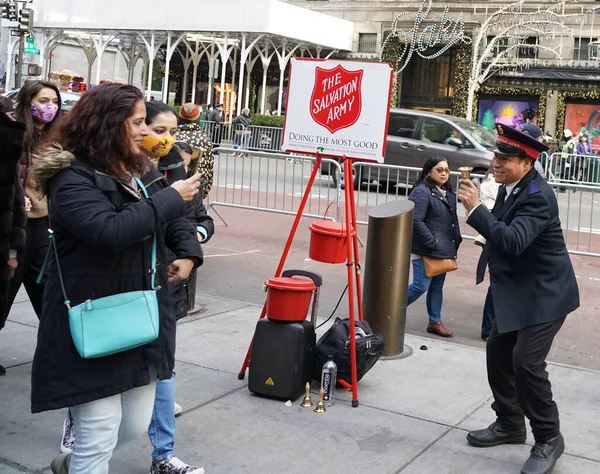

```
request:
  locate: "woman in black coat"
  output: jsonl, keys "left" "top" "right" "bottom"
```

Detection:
{"left": 407, "top": 156, "right": 462, "bottom": 337}
{"left": 0, "top": 99, "right": 27, "bottom": 376}
{"left": 30, "top": 84, "right": 203, "bottom": 474}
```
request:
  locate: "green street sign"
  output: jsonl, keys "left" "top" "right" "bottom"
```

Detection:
{"left": 24, "top": 36, "right": 39, "bottom": 55}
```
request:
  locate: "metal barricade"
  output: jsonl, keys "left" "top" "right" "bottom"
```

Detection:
{"left": 208, "top": 148, "right": 343, "bottom": 224}
{"left": 545, "top": 152, "right": 600, "bottom": 186}
{"left": 208, "top": 153, "right": 600, "bottom": 257}
{"left": 347, "top": 162, "right": 600, "bottom": 257}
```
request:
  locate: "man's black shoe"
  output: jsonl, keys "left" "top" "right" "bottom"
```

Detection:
{"left": 467, "top": 421, "right": 527, "bottom": 447}
{"left": 521, "top": 434, "right": 564, "bottom": 474}
{"left": 0, "top": 363, "right": 6, "bottom": 376}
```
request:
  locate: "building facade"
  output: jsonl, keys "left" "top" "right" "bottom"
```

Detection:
{"left": 285, "top": 0, "right": 600, "bottom": 139}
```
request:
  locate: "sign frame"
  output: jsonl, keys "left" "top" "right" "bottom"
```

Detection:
{"left": 281, "top": 58, "right": 394, "bottom": 163}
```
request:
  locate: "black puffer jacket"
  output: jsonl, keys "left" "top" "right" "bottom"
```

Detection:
{"left": 30, "top": 146, "right": 203, "bottom": 413}
{"left": 157, "top": 149, "right": 214, "bottom": 319}
{"left": 0, "top": 112, "right": 27, "bottom": 328}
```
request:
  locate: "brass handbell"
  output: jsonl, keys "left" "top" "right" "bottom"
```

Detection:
{"left": 301, "top": 382, "right": 313, "bottom": 408}
{"left": 314, "top": 387, "right": 326, "bottom": 413}
{"left": 458, "top": 166, "right": 473, "bottom": 180}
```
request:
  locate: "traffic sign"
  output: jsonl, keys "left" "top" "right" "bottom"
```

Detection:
{"left": 23, "top": 36, "right": 39, "bottom": 55}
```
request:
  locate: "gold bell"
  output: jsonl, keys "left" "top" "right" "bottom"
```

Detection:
{"left": 301, "top": 382, "right": 313, "bottom": 408}
{"left": 458, "top": 166, "right": 473, "bottom": 180}
{"left": 314, "top": 387, "right": 326, "bottom": 413}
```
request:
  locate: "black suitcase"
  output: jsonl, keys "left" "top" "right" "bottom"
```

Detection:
{"left": 248, "top": 318, "right": 316, "bottom": 401}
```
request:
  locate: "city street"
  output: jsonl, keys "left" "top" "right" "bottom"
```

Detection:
{"left": 212, "top": 150, "right": 600, "bottom": 255}
{"left": 202, "top": 186, "right": 600, "bottom": 371}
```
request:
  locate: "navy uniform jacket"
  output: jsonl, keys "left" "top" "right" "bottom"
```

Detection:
{"left": 468, "top": 168, "right": 579, "bottom": 333}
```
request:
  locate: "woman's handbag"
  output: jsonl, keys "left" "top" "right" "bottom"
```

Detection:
{"left": 422, "top": 256, "right": 458, "bottom": 278}
{"left": 38, "top": 177, "right": 160, "bottom": 359}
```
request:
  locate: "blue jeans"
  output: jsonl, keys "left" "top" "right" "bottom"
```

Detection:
{"left": 148, "top": 372, "right": 176, "bottom": 462}
{"left": 481, "top": 286, "right": 496, "bottom": 338}
{"left": 407, "top": 258, "right": 446, "bottom": 324}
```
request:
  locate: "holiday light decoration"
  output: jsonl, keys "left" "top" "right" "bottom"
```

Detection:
{"left": 380, "top": 0, "right": 470, "bottom": 102}
{"left": 464, "top": 0, "right": 600, "bottom": 121}
{"left": 555, "top": 90, "right": 600, "bottom": 140}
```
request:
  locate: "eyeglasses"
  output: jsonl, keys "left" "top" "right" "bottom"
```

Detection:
{"left": 434, "top": 167, "right": 450, "bottom": 174}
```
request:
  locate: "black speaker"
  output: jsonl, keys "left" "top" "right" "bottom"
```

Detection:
{"left": 248, "top": 319, "right": 316, "bottom": 401}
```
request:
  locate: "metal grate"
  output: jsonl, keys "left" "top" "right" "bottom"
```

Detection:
{"left": 358, "top": 33, "right": 378, "bottom": 53}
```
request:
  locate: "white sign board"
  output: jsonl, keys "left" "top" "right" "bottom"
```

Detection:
{"left": 281, "top": 58, "right": 393, "bottom": 162}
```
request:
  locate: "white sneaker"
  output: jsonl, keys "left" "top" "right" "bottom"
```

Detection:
{"left": 174, "top": 402, "right": 183, "bottom": 417}
{"left": 149, "top": 455, "right": 205, "bottom": 474}
{"left": 60, "top": 415, "right": 75, "bottom": 454}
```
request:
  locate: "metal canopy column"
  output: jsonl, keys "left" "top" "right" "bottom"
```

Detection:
{"left": 162, "top": 32, "right": 186, "bottom": 103}
{"left": 5, "top": 35, "right": 19, "bottom": 90}
{"left": 244, "top": 50, "right": 259, "bottom": 109}
{"left": 215, "top": 35, "right": 235, "bottom": 105}
{"left": 273, "top": 40, "right": 301, "bottom": 115}
{"left": 235, "top": 33, "right": 264, "bottom": 115}
{"left": 177, "top": 47, "right": 192, "bottom": 103}
{"left": 139, "top": 31, "right": 167, "bottom": 100}
{"left": 257, "top": 43, "right": 274, "bottom": 114}
{"left": 75, "top": 36, "right": 97, "bottom": 87}
{"left": 91, "top": 32, "right": 118, "bottom": 86}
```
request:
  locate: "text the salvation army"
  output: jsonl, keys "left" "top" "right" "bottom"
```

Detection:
{"left": 312, "top": 72, "right": 358, "bottom": 124}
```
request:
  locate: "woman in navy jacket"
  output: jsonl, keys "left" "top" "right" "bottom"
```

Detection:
{"left": 30, "top": 85, "right": 203, "bottom": 474}
{"left": 407, "top": 156, "right": 462, "bottom": 337}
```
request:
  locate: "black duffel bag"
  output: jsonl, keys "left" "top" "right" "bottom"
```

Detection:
{"left": 314, "top": 317, "right": 384, "bottom": 384}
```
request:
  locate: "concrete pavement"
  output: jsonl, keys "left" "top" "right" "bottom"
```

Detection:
{"left": 1, "top": 291, "right": 599, "bottom": 474}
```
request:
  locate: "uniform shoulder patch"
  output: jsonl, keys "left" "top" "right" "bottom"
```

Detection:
{"left": 529, "top": 182, "right": 540, "bottom": 195}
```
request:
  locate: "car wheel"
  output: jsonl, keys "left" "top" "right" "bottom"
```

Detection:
{"left": 333, "top": 164, "right": 359, "bottom": 190}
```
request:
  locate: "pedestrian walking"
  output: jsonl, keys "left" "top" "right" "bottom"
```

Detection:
{"left": 474, "top": 165, "right": 500, "bottom": 341}
{"left": 0, "top": 97, "right": 27, "bottom": 376}
{"left": 57, "top": 100, "right": 208, "bottom": 473}
{"left": 30, "top": 84, "right": 203, "bottom": 474}
{"left": 207, "top": 103, "right": 224, "bottom": 152}
{"left": 177, "top": 103, "right": 215, "bottom": 195}
{"left": 575, "top": 134, "right": 593, "bottom": 183}
{"left": 458, "top": 124, "right": 580, "bottom": 474}
{"left": 5, "top": 80, "right": 62, "bottom": 321}
{"left": 232, "top": 108, "right": 252, "bottom": 157}
{"left": 406, "top": 156, "right": 462, "bottom": 337}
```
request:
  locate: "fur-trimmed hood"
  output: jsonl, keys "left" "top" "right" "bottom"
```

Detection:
{"left": 31, "top": 144, "right": 76, "bottom": 194}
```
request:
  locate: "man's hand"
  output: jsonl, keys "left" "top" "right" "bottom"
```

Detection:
{"left": 7, "top": 258, "right": 18, "bottom": 279}
{"left": 458, "top": 179, "right": 480, "bottom": 213}
{"left": 24, "top": 197, "right": 32, "bottom": 212}
{"left": 167, "top": 259, "right": 195, "bottom": 282}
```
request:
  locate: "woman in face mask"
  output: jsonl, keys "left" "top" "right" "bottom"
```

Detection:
{"left": 5, "top": 81, "right": 61, "bottom": 324}
{"left": 58, "top": 100, "right": 207, "bottom": 474}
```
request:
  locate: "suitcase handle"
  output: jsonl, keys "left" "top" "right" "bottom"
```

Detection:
{"left": 281, "top": 269, "right": 322, "bottom": 326}
{"left": 281, "top": 269, "right": 323, "bottom": 287}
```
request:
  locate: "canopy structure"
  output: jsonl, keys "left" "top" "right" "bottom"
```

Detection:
{"left": 11, "top": 0, "right": 354, "bottom": 115}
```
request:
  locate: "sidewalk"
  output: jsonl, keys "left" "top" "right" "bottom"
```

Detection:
{"left": 1, "top": 292, "right": 599, "bottom": 474}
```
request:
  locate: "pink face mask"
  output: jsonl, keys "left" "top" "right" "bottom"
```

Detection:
{"left": 31, "top": 103, "right": 59, "bottom": 123}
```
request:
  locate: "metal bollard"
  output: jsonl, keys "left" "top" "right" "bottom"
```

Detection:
{"left": 363, "top": 200, "right": 414, "bottom": 357}
{"left": 186, "top": 269, "right": 206, "bottom": 316}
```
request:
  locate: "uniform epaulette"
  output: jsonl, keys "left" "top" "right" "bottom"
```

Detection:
{"left": 530, "top": 181, "right": 540, "bottom": 195}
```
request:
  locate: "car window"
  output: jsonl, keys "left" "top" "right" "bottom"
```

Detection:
{"left": 449, "top": 116, "right": 497, "bottom": 148}
{"left": 419, "top": 117, "right": 463, "bottom": 145}
{"left": 388, "top": 114, "right": 417, "bottom": 138}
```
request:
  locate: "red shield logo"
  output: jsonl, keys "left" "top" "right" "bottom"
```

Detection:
{"left": 310, "top": 65, "right": 363, "bottom": 134}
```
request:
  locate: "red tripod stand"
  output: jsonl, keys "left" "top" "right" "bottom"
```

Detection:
{"left": 238, "top": 154, "right": 364, "bottom": 407}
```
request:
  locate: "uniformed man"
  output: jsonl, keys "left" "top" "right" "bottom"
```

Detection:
{"left": 458, "top": 124, "right": 580, "bottom": 474}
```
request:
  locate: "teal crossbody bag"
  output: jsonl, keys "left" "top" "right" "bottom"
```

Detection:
{"left": 38, "top": 177, "right": 160, "bottom": 359}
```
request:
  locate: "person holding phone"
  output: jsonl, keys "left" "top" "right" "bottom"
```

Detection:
{"left": 30, "top": 84, "right": 203, "bottom": 474}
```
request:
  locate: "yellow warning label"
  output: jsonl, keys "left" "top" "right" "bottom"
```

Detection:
{"left": 265, "top": 377, "right": 275, "bottom": 386}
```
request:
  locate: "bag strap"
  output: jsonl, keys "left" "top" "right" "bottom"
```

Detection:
{"left": 134, "top": 177, "right": 158, "bottom": 290}
{"left": 36, "top": 177, "right": 158, "bottom": 309}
